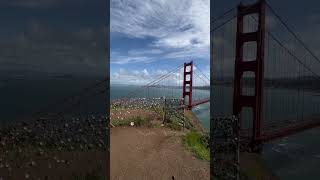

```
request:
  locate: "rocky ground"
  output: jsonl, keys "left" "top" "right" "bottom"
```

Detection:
{"left": 0, "top": 115, "right": 108, "bottom": 179}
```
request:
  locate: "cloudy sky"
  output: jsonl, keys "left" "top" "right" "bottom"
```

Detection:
{"left": 0, "top": 0, "right": 108, "bottom": 78}
{"left": 212, "top": 0, "right": 320, "bottom": 79}
{"left": 110, "top": 0, "right": 210, "bottom": 85}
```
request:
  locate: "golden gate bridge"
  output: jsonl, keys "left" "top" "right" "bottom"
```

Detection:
{"left": 212, "top": 0, "right": 320, "bottom": 160}
{"left": 111, "top": 61, "right": 210, "bottom": 111}
{"left": 212, "top": 0, "right": 320, "bottom": 178}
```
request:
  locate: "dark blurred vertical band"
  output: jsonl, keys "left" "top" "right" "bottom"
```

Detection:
{"left": 106, "top": 0, "right": 110, "bottom": 179}
{"left": 210, "top": 0, "right": 214, "bottom": 179}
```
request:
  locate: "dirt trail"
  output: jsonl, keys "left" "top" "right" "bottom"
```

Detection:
{"left": 110, "top": 127, "right": 209, "bottom": 180}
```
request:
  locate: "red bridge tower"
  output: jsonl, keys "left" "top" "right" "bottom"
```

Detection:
{"left": 233, "top": 0, "right": 266, "bottom": 151}
{"left": 182, "top": 61, "right": 193, "bottom": 110}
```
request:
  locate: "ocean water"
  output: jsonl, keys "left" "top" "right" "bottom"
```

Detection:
{"left": 263, "top": 128, "right": 320, "bottom": 180}
{"left": 0, "top": 77, "right": 107, "bottom": 127}
{"left": 110, "top": 84, "right": 210, "bottom": 130}
{"left": 212, "top": 85, "right": 320, "bottom": 180}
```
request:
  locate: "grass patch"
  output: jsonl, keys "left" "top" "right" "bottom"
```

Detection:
{"left": 166, "top": 113, "right": 194, "bottom": 131}
{"left": 152, "top": 123, "right": 162, "bottom": 128}
{"left": 71, "top": 172, "right": 102, "bottom": 180}
{"left": 112, "top": 116, "right": 148, "bottom": 127}
{"left": 167, "top": 120, "right": 182, "bottom": 131}
{"left": 183, "top": 131, "right": 210, "bottom": 161}
{"left": 166, "top": 116, "right": 184, "bottom": 131}
{"left": 134, "top": 116, "right": 148, "bottom": 126}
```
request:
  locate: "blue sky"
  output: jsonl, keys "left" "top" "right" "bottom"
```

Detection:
{"left": 110, "top": 0, "right": 210, "bottom": 85}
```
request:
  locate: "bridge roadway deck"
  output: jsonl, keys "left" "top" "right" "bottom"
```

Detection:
{"left": 191, "top": 98, "right": 210, "bottom": 107}
{"left": 240, "top": 118, "right": 320, "bottom": 142}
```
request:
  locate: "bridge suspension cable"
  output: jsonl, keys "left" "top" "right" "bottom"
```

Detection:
{"left": 211, "top": 7, "right": 236, "bottom": 24}
{"left": 266, "top": 1, "right": 320, "bottom": 65}
{"left": 120, "top": 64, "right": 183, "bottom": 100}
{"left": 248, "top": 13, "right": 320, "bottom": 80}
{"left": 194, "top": 64, "right": 210, "bottom": 82}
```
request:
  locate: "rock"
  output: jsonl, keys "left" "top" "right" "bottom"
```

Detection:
{"left": 25, "top": 173, "right": 30, "bottom": 179}
{"left": 65, "top": 160, "right": 70, "bottom": 165}
{"left": 30, "top": 161, "right": 36, "bottom": 166}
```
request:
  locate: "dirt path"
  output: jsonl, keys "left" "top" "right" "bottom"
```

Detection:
{"left": 110, "top": 127, "right": 209, "bottom": 180}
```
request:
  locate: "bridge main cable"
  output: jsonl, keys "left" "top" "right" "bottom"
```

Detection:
{"left": 118, "top": 64, "right": 183, "bottom": 100}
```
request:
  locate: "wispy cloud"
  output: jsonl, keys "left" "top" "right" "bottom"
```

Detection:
{"left": 111, "top": 51, "right": 155, "bottom": 64}
{"left": 111, "top": 65, "right": 210, "bottom": 85}
{"left": 110, "top": 0, "right": 209, "bottom": 64}
{"left": 111, "top": 68, "right": 165, "bottom": 85}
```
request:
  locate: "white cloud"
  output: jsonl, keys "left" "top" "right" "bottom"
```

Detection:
{"left": 111, "top": 67, "right": 178, "bottom": 85}
{"left": 110, "top": 0, "right": 209, "bottom": 64}
{"left": 111, "top": 51, "right": 154, "bottom": 64}
{"left": 111, "top": 65, "right": 210, "bottom": 86}
{"left": 112, "top": 68, "right": 153, "bottom": 85}
{"left": 128, "top": 49, "right": 163, "bottom": 56}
